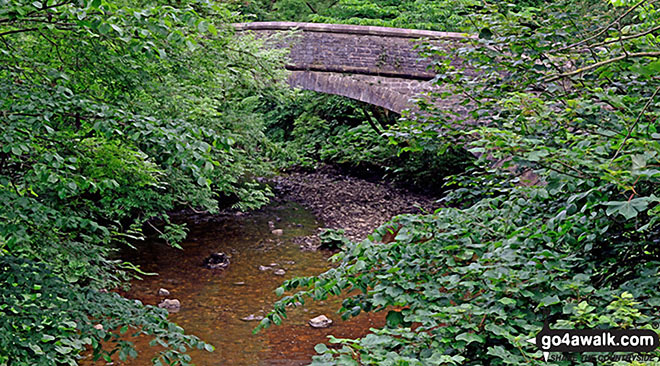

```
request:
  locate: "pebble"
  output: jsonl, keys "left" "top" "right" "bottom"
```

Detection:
{"left": 273, "top": 269, "right": 286, "bottom": 276}
{"left": 258, "top": 265, "right": 271, "bottom": 271}
{"left": 309, "top": 315, "right": 332, "bottom": 328}
{"left": 270, "top": 167, "right": 439, "bottom": 244}
{"left": 240, "top": 314, "right": 264, "bottom": 322}
{"left": 158, "top": 288, "right": 170, "bottom": 296}
{"left": 271, "top": 229, "right": 284, "bottom": 236}
{"left": 158, "top": 298, "right": 181, "bottom": 311}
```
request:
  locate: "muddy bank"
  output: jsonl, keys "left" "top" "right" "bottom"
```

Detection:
{"left": 270, "top": 165, "right": 441, "bottom": 245}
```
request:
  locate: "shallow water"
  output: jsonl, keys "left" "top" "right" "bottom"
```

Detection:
{"left": 82, "top": 202, "right": 384, "bottom": 366}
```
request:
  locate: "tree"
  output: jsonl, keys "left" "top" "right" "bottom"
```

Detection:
{"left": 0, "top": 0, "right": 287, "bottom": 364}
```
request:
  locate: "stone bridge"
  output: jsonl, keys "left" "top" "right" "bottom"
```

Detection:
{"left": 233, "top": 22, "right": 472, "bottom": 113}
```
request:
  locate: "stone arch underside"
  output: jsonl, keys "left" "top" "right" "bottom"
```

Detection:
{"left": 288, "top": 71, "right": 427, "bottom": 113}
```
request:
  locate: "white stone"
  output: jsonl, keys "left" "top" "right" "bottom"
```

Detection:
{"left": 309, "top": 315, "right": 332, "bottom": 328}
{"left": 241, "top": 314, "right": 264, "bottom": 322}
{"left": 158, "top": 298, "right": 181, "bottom": 311}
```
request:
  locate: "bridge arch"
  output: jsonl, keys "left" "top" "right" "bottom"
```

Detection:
{"left": 233, "top": 22, "right": 471, "bottom": 113}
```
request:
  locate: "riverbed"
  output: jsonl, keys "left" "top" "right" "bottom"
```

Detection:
{"left": 82, "top": 201, "right": 385, "bottom": 366}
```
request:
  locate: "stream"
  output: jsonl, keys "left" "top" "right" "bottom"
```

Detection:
{"left": 83, "top": 201, "right": 384, "bottom": 366}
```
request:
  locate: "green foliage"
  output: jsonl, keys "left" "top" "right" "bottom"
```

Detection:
{"left": 261, "top": 90, "right": 470, "bottom": 192}
{"left": 290, "top": 112, "right": 333, "bottom": 167}
{"left": 320, "top": 123, "right": 390, "bottom": 167}
{"left": 261, "top": 188, "right": 660, "bottom": 365}
{"left": 308, "top": 0, "right": 478, "bottom": 32}
{"left": 321, "top": 123, "right": 473, "bottom": 190}
{"left": 231, "top": 0, "right": 547, "bottom": 31}
{"left": 259, "top": 0, "right": 660, "bottom": 364}
{"left": 230, "top": 0, "right": 476, "bottom": 31}
{"left": 318, "top": 228, "right": 350, "bottom": 250}
{"left": 228, "top": 0, "right": 343, "bottom": 24}
{"left": 1, "top": 0, "right": 287, "bottom": 364}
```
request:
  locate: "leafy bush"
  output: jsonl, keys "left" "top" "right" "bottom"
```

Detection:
{"left": 259, "top": 0, "right": 660, "bottom": 364}
{"left": 0, "top": 256, "right": 211, "bottom": 366}
{"left": 261, "top": 184, "right": 660, "bottom": 364}
{"left": 1, "top": 0, "right": 287, "bottom": 364}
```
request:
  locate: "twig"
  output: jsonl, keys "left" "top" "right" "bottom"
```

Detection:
{"left": 536, "top": 161, "right": 586, "bottom": 180}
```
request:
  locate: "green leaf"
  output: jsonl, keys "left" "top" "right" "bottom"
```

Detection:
{"left": 314, "top": 343, "right": 329, "bottom": 354}
{"left": 537, "top": 295, "right": 560, "bottom": 308}
{"left": 197, "top": 21, "right": 209, "bottom": 33}
{"left": 604, "top": 198, "right": 653, "bottom": 220}
{"left": 41, "top": 335, "right": 56, "bottom": 342}
{"left": 208, "top": 23, "right": 218, "bottom": 36}
{"left": 485, "top": 323, "right": 508, "bottom": 337}
{"left": 28, "top": 343, "right": 44, "bottom": 355}
{"left": 386, "top": 310, "right": 405, "bottom": 328}
{"left": 456, "top": 332, "right": 485, "bottom": 345}
{"left": 498, "top": 297, "right": 516, "bottom": 306}
{"left": 110, "top": 24, "right": 123, "bottom": 35}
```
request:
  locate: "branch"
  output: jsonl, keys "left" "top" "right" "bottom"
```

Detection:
{"left": 545, "top": 51, "right": 660, "bottom": 82}
{"left": 556, "top": 0, "right": 652, "bottom": 52}
{"left": 581, "top": 24, "right": 660, "bottom": 50}
{"left": 0, "top": 1, "right": 73, "bottom": 23}
{"left": 304, "top": 1, "right": 317, "bottom": 13}
{"left": 37, "top": 29, "right": 64, "bottom": 63}
{"left": 609, "top": 84, "right": 660, "bottom": 164}
{"left": 224, "top": 45, "right": 279, "bottom": 79}
{"left": 536, "top": 161, "right": 586, "bottom": 180}
{"left": 26, "top": 0, "right": 73, "bottom": 17}
{"left": 0, "top": 28, "right": 39, "bottom": 37}
{"left": 359, "top": 104, "right": 383, "bottom": 135}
